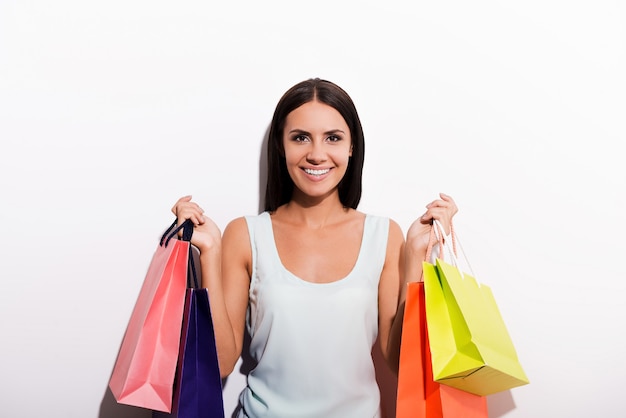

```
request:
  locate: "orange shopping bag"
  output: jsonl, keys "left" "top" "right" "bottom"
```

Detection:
{"left": 397, "top": 282, "right": 488, "bottom": 418}
{"left": 109, "top": 220, "right": 192, "bottom": 412}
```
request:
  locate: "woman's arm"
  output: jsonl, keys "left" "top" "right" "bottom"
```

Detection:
{"left": 377, "top": 219, "right": 405, "bottom": 372}
{"left": 380, "top": 193, "right": 458, "bottom": 373}
{"left": 172, "top": 196, "right": 251, "bottom": 378}
{"left": 217, "top": 217, "right": 252, "bottom": 376}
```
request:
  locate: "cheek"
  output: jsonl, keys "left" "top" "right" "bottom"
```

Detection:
{"left": 283, "top": 148, "right": 300, "bottom": 166}
{"left": 337, "top": 146, "right": 353, "bottom": 164}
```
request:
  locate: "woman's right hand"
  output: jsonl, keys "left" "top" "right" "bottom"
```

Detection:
{"left": 171, "top": 195, "right": 222, "bottom": 253}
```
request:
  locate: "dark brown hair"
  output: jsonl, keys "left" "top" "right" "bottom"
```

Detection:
{"left": 264, "top": 78, "right": 365, "bottom": 212}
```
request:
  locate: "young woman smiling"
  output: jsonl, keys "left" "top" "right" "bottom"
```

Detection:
{"left": 172, "top": 78, "right": 458, "bottom": 418}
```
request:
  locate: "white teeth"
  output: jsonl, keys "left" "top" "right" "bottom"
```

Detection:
{"left": 304, "top": 168, "right": 330, "bottom": 176}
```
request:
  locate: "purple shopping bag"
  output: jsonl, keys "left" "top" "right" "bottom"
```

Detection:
{"left": 153, "top": 242, "right": 225, "bottom": 418}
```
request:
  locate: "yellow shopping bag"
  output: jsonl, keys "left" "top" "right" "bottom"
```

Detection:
{"left": 423, "top": 228, "right": 529, "bottom": 396}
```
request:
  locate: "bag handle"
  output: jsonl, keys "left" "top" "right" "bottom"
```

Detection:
{"left": 432, "top": 219, "right": 475, "bottom": 278}
{"left": 160, "top": 218, "right": 193, "bottom": 247}
{"left": 187, "top": 245, "right": 199, "bottom": 289}
{"left": 159, "top": 219, "right": 200, "bottom": 289}
{"left": 424, "top": 220, "right": 456, "bottom": 263}
{"left": 424, "top": 222, "right": 438, "bottom": 264}
{"left": 421, "top": 220, "right": 448, "bottom": 282}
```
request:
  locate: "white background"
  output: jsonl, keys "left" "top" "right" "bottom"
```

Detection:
{"left": 1, "top": 1, "right": 625, "bottom": 417}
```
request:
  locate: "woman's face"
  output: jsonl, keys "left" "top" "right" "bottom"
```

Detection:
{"left": 282, "top": 100, "right": 352, "bottom": 203}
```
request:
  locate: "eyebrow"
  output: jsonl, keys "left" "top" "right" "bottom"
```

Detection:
{"left": 287, "top": 129, "right": 346, "bottom": 135}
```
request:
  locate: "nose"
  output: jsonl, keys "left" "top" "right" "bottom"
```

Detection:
{"left": 306, "top": 141, "right": 327, "bottom": 164}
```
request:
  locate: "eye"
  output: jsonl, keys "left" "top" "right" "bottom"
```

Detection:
{"left": 292, "top": 134, "right": 310, "bottom": 143}
{"left": 326, "top": 135, "right": 341, "bottom": 143}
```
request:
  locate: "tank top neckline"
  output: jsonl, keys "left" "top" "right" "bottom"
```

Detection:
{"left": 261, "top": 211, "right": 370, "bottom": 286}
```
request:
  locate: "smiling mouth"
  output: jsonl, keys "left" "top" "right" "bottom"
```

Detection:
{"left": 303, "top": 168, "right": 330, "bottom": 176}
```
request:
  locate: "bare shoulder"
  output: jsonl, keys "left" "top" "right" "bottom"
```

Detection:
{"left": 382, "top": 218, "right": 405, "bottom": 271}
{"left": 387, "top": 218, "right": 405, "bottom": 249}
{"left": 223, "top": 216, "right": 249, "bottom": 239}
{"left": 222, "top": 216, "right": 252, "bottom": 273}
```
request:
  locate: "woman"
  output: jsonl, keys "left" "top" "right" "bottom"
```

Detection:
{"left": 172, "top": 78, "right": 457, "bottom": 417}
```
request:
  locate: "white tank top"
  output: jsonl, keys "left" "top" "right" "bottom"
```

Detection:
{"left": 237, "top": 212, "right": 389, "bottom": 418}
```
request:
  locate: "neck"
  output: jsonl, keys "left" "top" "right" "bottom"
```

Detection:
{"left": 280, "top": 192, "right": 350, "bottom": 229}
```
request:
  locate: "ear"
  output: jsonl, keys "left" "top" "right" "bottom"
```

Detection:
{"left": 349, "top": 145, "right": 353, "bottom": 157}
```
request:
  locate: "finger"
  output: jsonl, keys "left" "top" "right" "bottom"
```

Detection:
{"left": 424, "top": 208, "right": 447, "bottom": 221}
{"left": 420, "top": 211, "right": 434, "bottom": 224}
{"left": 180, "top": 201, "right": 204, "bottom": 214}
{"left": 439, "top": 193, "right": 458, "bottom": 213}
{"left": 422, "top": 207, "right": 454, "bottom": 231}
{"left": 439, "top": 192, "right": 453, "bottom": 202}
{"left": 173, "top": 200, "right": 205, "bottom": 220}
{"left": 177, "top": 208, "right": 205, "bottom": 226}
{"left": 426, "top": 199, "right": 448, "bottom": 209}
{"left": 171, "top": 195, "right": 192, "bottom": 214}
{"left": 427, "top": 197, "right": 457, "bottom": 216}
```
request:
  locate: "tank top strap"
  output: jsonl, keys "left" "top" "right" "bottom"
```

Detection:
{"left": 243, "top": 212, "right": 273, "bottom": 293}
{"left": 354, "top": 215, "right": 389, "bottom": 285}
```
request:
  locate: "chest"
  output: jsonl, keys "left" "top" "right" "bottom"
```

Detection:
{"left": 272, "top": 221, "right": 364, "bottom": 284}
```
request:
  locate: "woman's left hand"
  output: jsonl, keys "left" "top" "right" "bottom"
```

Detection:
{"left": 406, "top": 193, "right": 458, "bottom": 254}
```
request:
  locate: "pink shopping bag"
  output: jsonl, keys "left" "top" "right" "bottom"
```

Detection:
{"left": 109, "top": 220, "right": 191, "bottom": 412}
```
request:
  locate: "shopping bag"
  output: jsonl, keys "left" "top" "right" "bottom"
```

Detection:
{"left": 423, "top": 221, "right": 529, "bottom": 396}
{"left": 397, "top": 281, "right": 488, "bottom": 418}
{"left": 154, "top": 246, "right": 225, "bottom": 418}
{"left": 109, "top": 220, "right": 192, "bottom": 412}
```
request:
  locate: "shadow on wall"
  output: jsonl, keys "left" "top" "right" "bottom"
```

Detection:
{"left": 488, "top": 389, "right": 517, "bottom": 417}
{"left": 373, "top": 337, "right": 398, "bottom": 418}
{"left": 99, "top": 386, "right": 152, "bottom": 418}
{"left": 257, "top": 126, "right": 269, "bottom": 214}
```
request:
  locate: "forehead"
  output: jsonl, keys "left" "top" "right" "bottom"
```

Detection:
{"left": 284, "top": 101, "right": 348, "bottom": 130}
